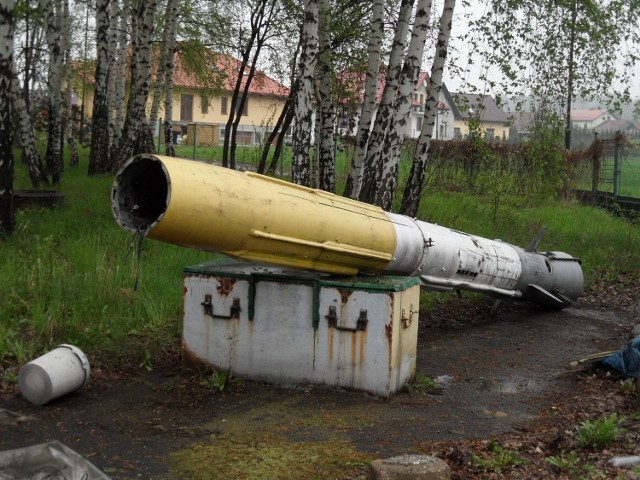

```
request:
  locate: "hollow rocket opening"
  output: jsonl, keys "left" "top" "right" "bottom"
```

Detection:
{"left": 112, "top": 155, "right": 169, "bottom": 234}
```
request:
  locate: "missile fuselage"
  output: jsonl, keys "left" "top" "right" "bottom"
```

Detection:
{"left": 112, "top": 154, "right": 583, "bottom": 309}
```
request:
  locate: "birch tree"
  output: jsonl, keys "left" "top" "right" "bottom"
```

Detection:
{"left": 0, "top": 0, "right": 15, "bottom": 237}
{"left": 149, "top": 0, "right": 179, "bottom": 157}
{"left": 107, "top": 0, "right": 120, "bottom": 141}
{"left": 357, "top": 0, "right": 413, "bottom": 203}
{"left": 39, "top": 0, "right": 66, "bottom": 185}
{"left": 343, "top": 0, "right": 384, "bottom": 199}
{"left": 88, "top": 0, "right": 112, "bottom": 175}
{"left": 373, "top": 0, "right": 433, "bottom": 211}
{"left": 290, "top": 0, "right": 318, "bottom": 186}
{"left": 313, "top": 0, "right": 334, "bottom": 191}
{"left": 113, "top": 0, "right": 130, "bottom": 147}
{"left": 112, "top": 0, "right": 158, "bottom": 170}
{"left": 63, "top": 0, "right": 78, "bottom": 167}
{"left": 400, "top": 0, "right": 455, "bottom": 217}
{"left": 11, "top": 57, "right": 48, "bottom": 187}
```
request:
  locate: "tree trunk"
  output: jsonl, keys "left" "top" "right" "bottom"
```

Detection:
{"left": 357, "top": 0, "right": 413, "bottom": 203}
{"left": 113, "top": 0, "right": 129, "bottom": 147}
{"left": 11, "top": 58, "right": 48, "bottom": 187}
{"left": 107, "top": 0, "right": 119, "bottom": 141}
{"left": 400, "top": 0, "right": 456, "bottom": 217}
{"left": 344, "top": 0, "right": 383, "bottom": 198}
{"left": 62, "top": 0, "right": 78, "bottom": 167}
{"left": 40, "top": 0, "right": 66, "bottom": 185}
{"left": 112, "top": 0, "right": 158, "bottom": 171}
{"left": 0, "top": 0, "right": 15, "bottom": 237}
{"left": 374, "top": 0, "right": 432, "bottom": 211}
{"left": 163, "top": 0, "right": 178, "bottom": 157}
{"left": 88, "top": 0, "right": 112, "bottom": 175}
{"left": 258, "top": 93, "right": 292, "bottom": 174}
{"left": 266, "top": 101, "right": 296, "bottom": 175}
{"left": 291, "top": 0, "right": 318, "bottom": 186}
{"left": 315, "top": 0, "right": 335, "bottom": 192}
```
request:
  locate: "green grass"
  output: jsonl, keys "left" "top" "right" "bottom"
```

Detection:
{"left": 2, "top": 145, "right": 639, "bottom": 373}
{"left": 2, "top": 148, "right": 212, "bottom": 369}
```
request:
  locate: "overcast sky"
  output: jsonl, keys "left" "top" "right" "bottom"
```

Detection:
{"left": 439, "top": 0, "right": 640, "bottom": 103}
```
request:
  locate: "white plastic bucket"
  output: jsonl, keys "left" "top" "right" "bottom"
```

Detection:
{"left": 18, "top": 344, "right": 91, "bottom": 405}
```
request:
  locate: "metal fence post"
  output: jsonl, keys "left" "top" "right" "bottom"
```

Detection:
{"left": 613, "top": 131, "right": 621, "bottom": 199}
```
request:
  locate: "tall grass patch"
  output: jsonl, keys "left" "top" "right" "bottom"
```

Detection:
{"left": 1, "top": 151, "right": 211, "bottom": 368}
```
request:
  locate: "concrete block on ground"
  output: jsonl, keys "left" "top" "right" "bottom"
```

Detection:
{"left": 369, "top": 454, "right": 450, "bottom": 480}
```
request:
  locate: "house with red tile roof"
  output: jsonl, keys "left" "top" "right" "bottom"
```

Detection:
{"left": 76, "top": 50, "right": 290, "bottom": 146}
{"left": 570, "top": 109, "right": 617, "bottom": 130}
{"left": 167, "top": 51, "right": 290, "bottom": 145}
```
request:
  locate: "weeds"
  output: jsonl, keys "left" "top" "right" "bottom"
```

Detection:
{"left": 576, "top": 413, "right": 622, "bottom": 450}
{"left": 546, "top": 451, "right": 581, "bottom": 473}
{"left": 472, "top": 439, "right": 526, "bottom": 474}
{"left": 406, "top": 374, "right": 440, "bottom": 395}
{"left": 197, "top": 369, "right": 236, "bottom": 391}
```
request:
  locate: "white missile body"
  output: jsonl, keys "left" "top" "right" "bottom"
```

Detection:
{"left": 112, "top": 154, "right": 583, "bottom": 309}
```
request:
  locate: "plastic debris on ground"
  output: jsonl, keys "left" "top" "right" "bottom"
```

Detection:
{"left": 601, "top": 336, "right": 640, "bottom": 377}
{"left": 0, "top": 440, "right": 110, "bottom": 480}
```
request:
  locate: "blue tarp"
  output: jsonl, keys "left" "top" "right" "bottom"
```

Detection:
{"left": 601, "top": 336, "right": 640, "bottom": 377}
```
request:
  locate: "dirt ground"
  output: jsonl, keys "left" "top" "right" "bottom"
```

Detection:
{"left": 1, "top": 276, "right": 640, "bottom": 479}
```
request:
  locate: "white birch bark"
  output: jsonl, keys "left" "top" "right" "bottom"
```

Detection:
{"left": 315, "top": 0, "right": 335, "bottom": 192}
{"left": 112, "top": 0, "right": 158, "bottom": 169}
{"left": 62, "top": 0, "right": 78, "bottom": 167}
{"left": 375, "top": 0, "right": 433, "bottom": 210}
{"left": 11, "top": 54, "right": 48, "bottom": 186}
{"left": 345, "top": 0, "right": 384, "bottom": 199}
{"left": 88, "top": 0, "right": 112, "bottom": 175}
{"left": 0, "top": 0, "right": 15, "bottom": 235}
{"left": 291, "top": 0, "right": 318, "bottom": 186}
{"left": 113, "top": 0, "right": 129, "bottom": 145}
{"left": 401, "top": 0, "right": 456, "bottom": 217}
{"left": 163, "top": 1, "right": 178, "bottom": 157}
{"left": 150, "top": 0, "right": 174, "bottom": 128}
{"left": 39, "top": 0, "right": 65, "bottom": 185}
{"left": 162, "top": 0, "right": 179, "bottom": 157}
{"left": 357, "top": 0, "right": 413, "bottom": 203}
{"left": 107, "top": 0, "right": 120, "bottom": 141}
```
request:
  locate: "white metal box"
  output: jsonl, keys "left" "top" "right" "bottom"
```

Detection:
{"left": 182, "top": 260, "right": 420, "bottom": 396}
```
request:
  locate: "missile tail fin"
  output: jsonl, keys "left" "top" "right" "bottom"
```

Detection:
{"left": 525, "top": 226, "right": 546, "bottom": 252}
{"left": 526, "top": 284, "right": 570, "bottom": 309}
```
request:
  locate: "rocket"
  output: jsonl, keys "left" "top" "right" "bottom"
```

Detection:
{"left": 112, "top": 154, "right": 583, "bottom": 309}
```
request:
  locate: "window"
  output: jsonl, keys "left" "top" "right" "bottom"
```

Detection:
{"left": 454, "top": 127, "right": 461, "bottom": 140}
{"left": 485, "top": 128, "right": 495, "bottom": 141}
{"left": 201, "top": 94, "right": 209, "bottom": 115}
{"left": 221, "top": 97, "right": 227, "bottom": 115}
{"left": 180, "top": 94, "right": 193, "bottom": 122}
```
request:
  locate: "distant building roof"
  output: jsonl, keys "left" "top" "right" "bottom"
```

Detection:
{"left": 451, "top": 93, "right": 509, "bottom": 124}
{"left": 172, "top": 50, "right": 290, "bottom": 98}
{"left": 570, "top": 109, "right": 610, "bottom": 122}
{"left": 594, "top": 119, "right": 640, "bottom": 133}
